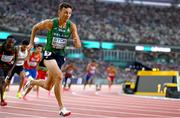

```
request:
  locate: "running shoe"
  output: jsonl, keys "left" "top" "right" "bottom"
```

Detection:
{"left": 16, "top": 92, "right": 22, "bottom": 99}
{"left": 23, "top": 78, "right": 33, "bottom": 95}
{"left": 0, "top": 100, "right": 7, "bottom": 106}
{"left": 59, "top": 107, "right": 71, "bottom": 117}
{"left": 3, "top": 92, "right": 7, "bottom": 99}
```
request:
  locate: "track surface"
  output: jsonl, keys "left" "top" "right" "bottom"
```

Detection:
{"left": 0, "top": 85, "right": 180, "bottom": 118}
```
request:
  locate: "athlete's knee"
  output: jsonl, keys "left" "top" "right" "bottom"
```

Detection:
{"left": 46, "top": 86, "right": 52, "bottom": 91}
{"left": 5, "top": 79, "right": 10, "bottom": 85}
{"left": 44, "top": 84, "right": 52, "bottom": 91}
{"left": 54, "top": 73, "right": 63, "bottom": 81}
{"left": 49, "top": 69, "right": 63, "bottom": 80}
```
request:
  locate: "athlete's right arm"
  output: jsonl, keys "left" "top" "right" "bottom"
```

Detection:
{"left": 29, "top": 19, "right": 53, "bottom": 49}
{"left": 86, "top": 64, "right": 90, "bottom": 71}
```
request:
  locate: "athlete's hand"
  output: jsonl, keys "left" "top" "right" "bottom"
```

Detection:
{"left": 27, "top": 43, "right": 33, "bottom": 51}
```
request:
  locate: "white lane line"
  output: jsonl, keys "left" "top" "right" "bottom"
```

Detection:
{"left": 123, "top": 94, "right": 180, "bottom": 101}
{"left": 5, "top": 105, "right": 169, "bottom": 117}
{"left": 3, "top": 97, "right": 180, "bottom": 116}
{"left": 7, "top": 88, "right": 180, "bottom": 103}
{"left": 0, "top": 111, "right": 44, "bottom": 117}
{"left": 35, "top": 93, "right": 179, "bottom": 107}
{"left": 5, "top": 99, "right": 179, "bottom": 117}
{"left": 2, "top": 105, "right": 120, "bottom": 118}
{"left": 71, "top": 90, "right": 180, "bottom": 103}
{"left": 9, "top": 96, "right": 179, "bottom": 112}
{"left": 76, "top": 92, "right": 180, "bottom": 103}
{"left": 7, "top": 95, "right": 180, "bottom": 112}
{"left": 62, "top": 95, "right": 180, "bottom": 108}
{"left": 65, "top": 94, "right": 180, "bottom": 105}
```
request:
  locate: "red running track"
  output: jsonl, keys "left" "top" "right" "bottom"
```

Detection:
{"left": 0, "top": 85, "right": 180, "bottom": 118}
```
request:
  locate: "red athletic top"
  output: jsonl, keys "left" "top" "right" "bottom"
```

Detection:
{"left": 24, "top": 52, "right": 41, "bottom": 69}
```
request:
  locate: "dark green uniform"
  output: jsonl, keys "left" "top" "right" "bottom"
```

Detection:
{"left": 45, "top": 18, "right": 71, "bottom": 56}
{"left": 43, "top": 18, "right": 72, "bottom": 68}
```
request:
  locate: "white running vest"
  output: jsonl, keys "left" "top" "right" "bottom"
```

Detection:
{"left": 16, "top": 46, "right": 28, "bottom": 66}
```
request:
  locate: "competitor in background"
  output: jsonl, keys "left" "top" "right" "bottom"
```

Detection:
{"left": 83, "top": 60, "right": 98, "bottom": 90}
{"left": 35, "top": 63, "right": 49, "bottom": 97}
{"left": 0, "top": 36, "right": 16, "bottom": 106}
{"left": 22, "top": 44, "right": 43, "bottom": 99}
{"left": 106, "top": 65, "right": 117, "bottom": 91}
{"left": 63, "top": 63, "right": 77, "bottom": 91}
{"left": 4, "top": 40, "right": 29, "bottom": 99}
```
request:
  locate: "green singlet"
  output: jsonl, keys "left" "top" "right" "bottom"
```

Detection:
{"left": 45, "top": 18, "right": 71, "bottom": 56}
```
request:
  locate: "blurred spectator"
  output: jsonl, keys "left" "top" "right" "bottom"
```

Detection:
{"left": 0, "top": 0, "right": 180, "bottom": 45}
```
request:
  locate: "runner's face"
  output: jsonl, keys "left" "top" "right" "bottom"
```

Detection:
{"left": 91, "top": 62, "right": 96, "bottom": 67}
{"left": 36, "top": 46, "right": 42, "bottom": 53}
{"left": 58, "top": 7, "right": 72, "bottom": 21}
{"left": 21, "top": 45, "right": 28, "bottom": 51}
{"left": 6, "top": 38, "right": 15, "bottom": 49}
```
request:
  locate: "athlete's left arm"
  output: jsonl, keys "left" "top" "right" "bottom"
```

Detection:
{"left": 96, "top": 63, "right": 99, "bottom": 68}
{"left": 115, "top": 68, "right": 117, "bottom": 75}
{"left": 71, "top": 22, "right": 81, "bottom": 48}
{"left": 13, "top": 46, "right": 19, "bottom": 64}
{"left": 7, "top": 47, "right": 19, "bottom": 77}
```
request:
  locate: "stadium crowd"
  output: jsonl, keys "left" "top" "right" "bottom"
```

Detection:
{"left": 0, "top": 0, "right": 180, "bottom": 83}
{"left": 0, "top": 0, "right": 180, "bottom": 45}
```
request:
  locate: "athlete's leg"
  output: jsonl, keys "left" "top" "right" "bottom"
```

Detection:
{"left": 36, "top": 84, "right": 39, "bottom": 97}
{"left": 23, "top": 71, "right": 54, "bottom": 98}
{"left": 45, "top": 59, "right": 70, "bottom": 116}
{"left": 107, "top": 77, "right": 113, "bottom": 91}
{"left": 30, "top": 70, "right": 54, "bottom": 91}
{"left": 83, "top": 74, "right": 89, "bottom": 90}
{"left": 4, "top": 69, "right": 15, "bottom": 91}
{"left": 89, "top": 77, "right": 93, "bottom": 88}
{"left": 5, "top": 84, "right": 10, "bottom": 91}
{"left": 23, "top": 85, "right": 33, "bottom": 97}
{"left": 0, "top": 77, "right": 4, "bottom": 101}
{"left": 54, "top": 74, "right": 63, "bottom": 107}
{"left": 16, "top": 71, "right": 26, "bottom": 99}
{"left": 44, "top": 59, "right": 64, "bottom": 108}
{"left": 17, "top": 71, "right": 26, "bottom": 93}
{"left": 63, "top": 77, "right": 68, "bottom": 89}
{"left": 109, "top": 80, "right": 112, "bottom": 89}
{"left": 107, "top": 77, "right": 110, "bottom": 88}
{"left": 4, "top": 79, "right": 10, "bottom": 92}
{"left": 3, "top": 67, "right": 16, "bottom": 99}
{"left": 110, "top": 79, "right": 114, "bottom": 88}
{"left": 23, "top": 58, "right": 70, "bottom": 116}
{"left": 83, "top": 81, "right": 88, "bottom": 90}
{"left": 68, "top": 78, "right": 72, "bottom": 89}
{"left": 35, "top": 79, "right": 40, "bottom": 97}
{"left": 0, "top": 76, "right": 7, "bottom": 106}
{"left": 24, "top": 71, "right": 54, "bottom": 98}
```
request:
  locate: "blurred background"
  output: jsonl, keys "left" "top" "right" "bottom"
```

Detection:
{"left": 0, "top": 0, "right": 180, "bottom": 85}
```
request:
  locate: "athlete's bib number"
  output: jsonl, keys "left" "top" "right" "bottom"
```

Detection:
{"left": 90, "top": 70, "right": 95, "bottom": 74}
{"left": 16, "top": 60, "right": 25, "bottom": 65}
{"left": 29, "top": 62, "right": 37, "bottom": 67}
{"left": 1, "top": 55, "right": 13, "bottom": 62}
{"left": 52, "top": 37, "right": 67, "bottom": 49}
{"left": 44, "top": 51, "right": 52, "bottom": 57}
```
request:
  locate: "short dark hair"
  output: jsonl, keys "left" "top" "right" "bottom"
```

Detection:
{"left": 92, "top": 59, "right": 96, "bottom": 63}
{"left": 7, "top": 35, "right": 15, "bottom": 40}
{"left": 6, "top": 35, "right": 16, "bottom": 43}
{"left": 21, "top": 40, "right": 29, "bottom": 45}
{"left": 59, "top": 2, "right": 72, "bottom": 11}
{"left": 35, "top": 44, "right": 43, "bottom": 48}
